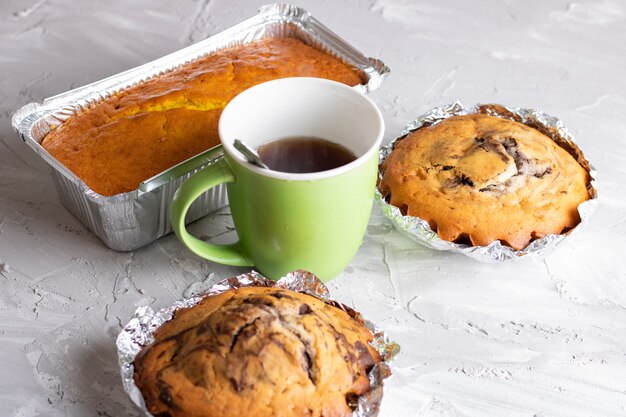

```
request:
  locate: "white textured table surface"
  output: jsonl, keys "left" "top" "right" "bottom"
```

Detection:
{"left": 1, "top": 1, "right": 625, "bottom": 416}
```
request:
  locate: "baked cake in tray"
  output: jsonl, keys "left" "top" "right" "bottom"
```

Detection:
{"left": 41, "top": 38, "right": 365, "bottom": 196}
{"left": 379, "top": 113, "right": 590, "bottom": 250}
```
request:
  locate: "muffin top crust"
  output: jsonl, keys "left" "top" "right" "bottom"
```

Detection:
{"left": 133, "top": 286, "right": 381, "bottom": 417}
{"left": 379, "top": 114, "right": 590, "bottom": 249}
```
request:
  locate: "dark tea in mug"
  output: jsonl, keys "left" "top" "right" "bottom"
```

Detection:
{"left": 257, "top": 136, "right": 357, "bottom": 173}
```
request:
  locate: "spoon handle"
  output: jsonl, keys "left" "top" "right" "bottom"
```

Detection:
{"left": 233, "top": 139, "right": 270, "bottom": 170}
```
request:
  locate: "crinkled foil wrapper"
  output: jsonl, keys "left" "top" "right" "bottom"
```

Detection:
{"left": 376, "top": 101, "right": 598, "bottom": 262}
{"left": 11, "top": 3, "right": 389, "bottom": 251}
{"left": 116, "top": 270, "right": 400, "bottom": 417}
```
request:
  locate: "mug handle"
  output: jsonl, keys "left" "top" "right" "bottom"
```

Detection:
{"left": 170, "top": 156, "right": 253, "bottom": 266}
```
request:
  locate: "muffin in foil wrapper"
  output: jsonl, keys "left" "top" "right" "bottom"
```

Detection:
{"left": 116, "top": 270, "right": 400, "bottom": 417}
{"left": 376, "top": 101, "right": 598, "bottom": 262}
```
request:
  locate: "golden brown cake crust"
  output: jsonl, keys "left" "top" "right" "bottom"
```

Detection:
{"left": 133, "top": 287, "right": 381, "bottom": 417}
{"left": 379, "top": 114, "right": 590, "bottom": 250}
{"left": 41, "top": 37, "right": 364, "bottom": 196}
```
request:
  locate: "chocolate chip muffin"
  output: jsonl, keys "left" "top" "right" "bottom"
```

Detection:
{"left": 379, "top": 114, "right": 590, "bottom": 250}
{"left": 133, "top": 286, "right": 381, "bottom": 417}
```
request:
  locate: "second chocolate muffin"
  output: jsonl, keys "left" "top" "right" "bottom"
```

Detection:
{"left": 133, "top": 286, "right": 381, "bottom": 417}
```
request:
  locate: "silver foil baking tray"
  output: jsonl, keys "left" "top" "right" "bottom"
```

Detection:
{"left": 11, "top": 3, "right": 390, "bottom": 251}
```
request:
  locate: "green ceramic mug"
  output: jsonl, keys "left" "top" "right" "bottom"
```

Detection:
{"left": 170, "top": 77, "right": 384, "bottom": 281}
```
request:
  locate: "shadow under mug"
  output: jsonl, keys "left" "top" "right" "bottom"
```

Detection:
{"left": 170, "top": 77, "right": 384, "bottom": 282}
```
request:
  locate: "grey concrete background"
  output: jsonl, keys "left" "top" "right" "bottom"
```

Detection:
{"left": 1, "top": 1, "right": 625, "bottom": 416}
